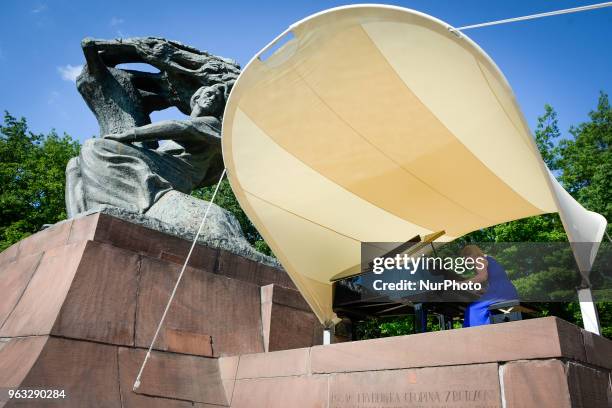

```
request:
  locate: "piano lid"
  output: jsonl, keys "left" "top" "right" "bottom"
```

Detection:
{"left": 329, "top": 230, "right": 446, "bottom": 282}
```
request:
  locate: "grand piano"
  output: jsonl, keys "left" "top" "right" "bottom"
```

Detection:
{"left": 331, "top": 232, "right": 481, "bottom": 333}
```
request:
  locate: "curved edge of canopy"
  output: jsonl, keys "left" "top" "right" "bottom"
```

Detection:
{"left": 221, "top": 4, "right": 608, "bottom": 324}
{"left": 546, "top": 170, "right": 608, "bottom": 274}
{"left": 221, "top": 4, "right": 532, "bottom": 325}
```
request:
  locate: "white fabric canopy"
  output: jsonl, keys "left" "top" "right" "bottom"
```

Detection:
{"left": 222, "top": 5, "right": 607, "bottom": 325}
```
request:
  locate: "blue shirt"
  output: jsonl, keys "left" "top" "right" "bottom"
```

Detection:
{"left": 481, "top": 256, "right": 519, "bottom": 301}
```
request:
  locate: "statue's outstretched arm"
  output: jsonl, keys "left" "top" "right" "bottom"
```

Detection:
{"left": 82, "top": 38, "right": 184, "bottom": 72}
{"left": 81, "top": 38, "right": 143, "bottom": 67}
{"left": 103, "top": 118, "right": 220, "bottom": 145}
{"left": 81, "top": 38, "right": 113, "bottom": 77}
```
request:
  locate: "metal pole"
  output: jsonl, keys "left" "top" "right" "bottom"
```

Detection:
{"left": 577, "top": 287, "right": 601, "bottom": 334}
{"left": 323, "top": 328, "right": 332, "bottom": 345}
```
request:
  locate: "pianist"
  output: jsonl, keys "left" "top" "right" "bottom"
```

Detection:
{"left": 461, "top": 245, "right": 519, "bottom": 327}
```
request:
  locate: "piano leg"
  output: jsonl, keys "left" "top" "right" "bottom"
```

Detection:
{"left": 414, "top": 303, "right": 427, "bottom": 333}
{"left": 437, "top": 314, "right": 445, "bottom": 331}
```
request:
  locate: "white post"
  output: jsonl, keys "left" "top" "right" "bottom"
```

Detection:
{"left": 323, "top": 329, "right": 332, "bottom": 345}
{"left": 577, "top": 288, "right": 601, "bottom": 335}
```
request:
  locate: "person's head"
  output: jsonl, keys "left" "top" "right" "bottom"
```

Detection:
{"left": 460, "top": 244, "right": 485, "bottom": 261}
{"left": 190, "top": 83, "right": 229, "bottom": 118}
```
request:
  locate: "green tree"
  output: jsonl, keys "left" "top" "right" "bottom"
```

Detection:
{"left": 534, "top": 103, "right": 561, "bottom": 170}
{"left": 558, "top": 92, "right": 611, "bottom": 235}
{"left": 0, "top": 112, "right": 80, "bottom": 250}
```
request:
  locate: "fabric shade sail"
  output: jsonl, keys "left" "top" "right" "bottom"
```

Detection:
{"left": 222, "top": 5, "right": 607, "bottom": 325}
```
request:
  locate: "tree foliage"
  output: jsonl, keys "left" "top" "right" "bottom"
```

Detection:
{"left": 192, "top": 180, "right": 273, "bottom": 255}
{"left": 0, "top": 112, "right": 80, "bottom": 250}
{"left": 535, "top": 103, "right": 561, "bottom": 170}
{"left": 559, "top": 92, "right": 611, "bottom": 233}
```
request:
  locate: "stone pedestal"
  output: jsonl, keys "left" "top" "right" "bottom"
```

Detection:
{"left": 0, "top": 212, "right": 322, "bottom": 407}
{"left": 224, "top": 317, "right": 611, "bottom": 408}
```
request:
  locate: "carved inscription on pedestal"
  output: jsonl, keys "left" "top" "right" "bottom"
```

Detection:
{"left": 330, "top": 364, "right": 501, "bottom": 408}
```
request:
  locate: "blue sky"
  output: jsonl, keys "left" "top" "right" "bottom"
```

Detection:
{"left": 0, "top": 1, "right": 610, "bottom": 142}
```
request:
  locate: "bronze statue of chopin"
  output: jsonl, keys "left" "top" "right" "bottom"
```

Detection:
{"left": 66, "top": 37, "right": 240, "bottom": 217}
